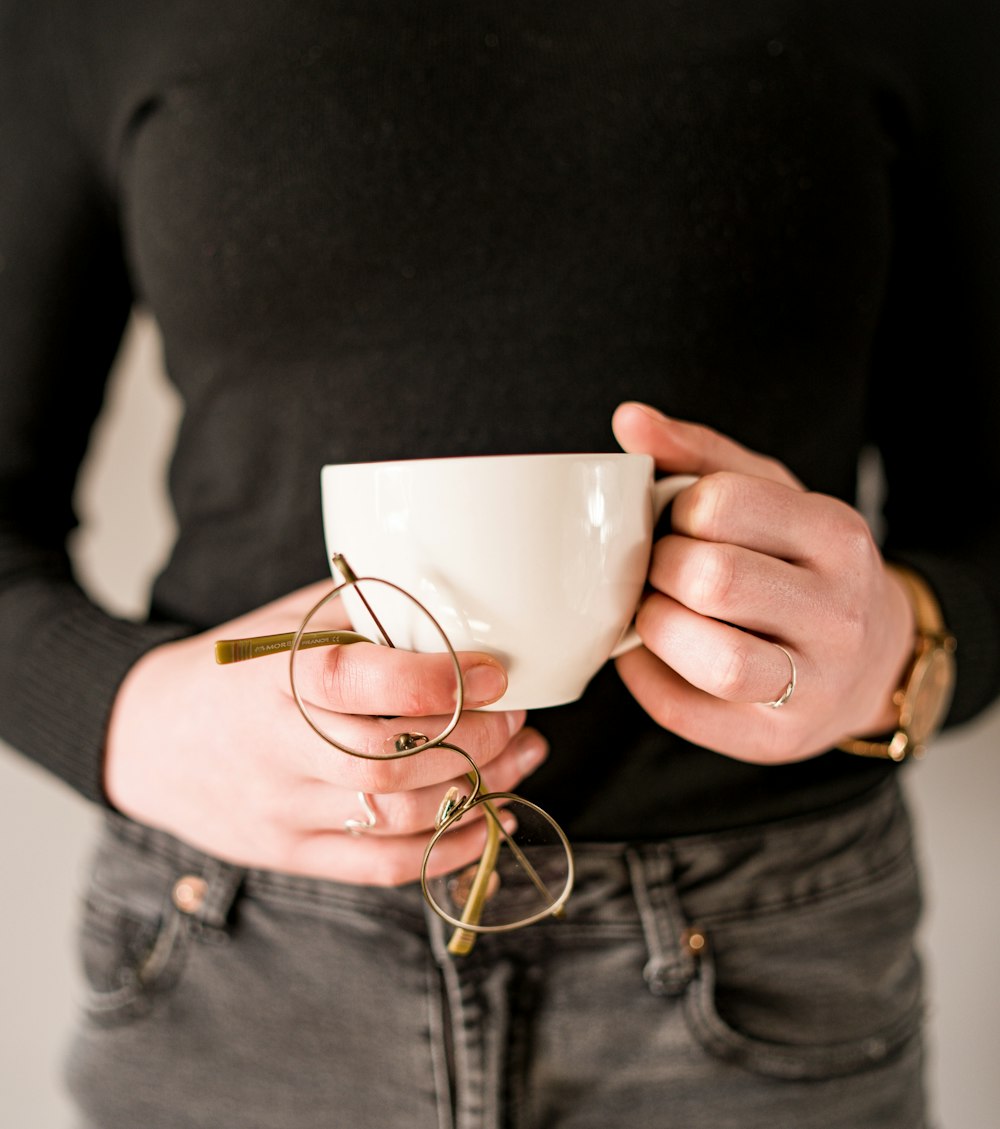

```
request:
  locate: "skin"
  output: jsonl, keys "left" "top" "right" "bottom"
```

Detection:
{"left": 611, "top": 401, "right": 913, "bottom": 762}
{"left": 104, "top": 400, "right": 915, "bottom": 885}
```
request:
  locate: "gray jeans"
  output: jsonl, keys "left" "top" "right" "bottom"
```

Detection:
{"left": 64, "top": 777, "right": 927, "bottom": 1128}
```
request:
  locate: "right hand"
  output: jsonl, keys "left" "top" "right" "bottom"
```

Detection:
{"left": 103, "top": 581, "right": 546, "bottom": 886}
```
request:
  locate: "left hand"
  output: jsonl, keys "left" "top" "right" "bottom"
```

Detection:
{"left": 611, "top": 401, "right": 915, "bottom": 764}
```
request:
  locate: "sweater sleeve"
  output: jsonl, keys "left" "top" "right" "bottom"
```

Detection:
{"left": 868, "top": 0, "right": 1000, "bottom": 729}
{"left": 0, "top": 2, "right": 192, "bottom": 803}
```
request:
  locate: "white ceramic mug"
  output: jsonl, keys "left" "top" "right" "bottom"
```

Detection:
{"left": 320, "top": 453, "right": 696, "bottom": 711}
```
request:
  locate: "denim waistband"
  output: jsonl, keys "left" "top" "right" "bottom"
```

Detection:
{"left": 96, "top": 775, "right": 909, "bottom": 944}
{"left": 81, "top": 774, "right": 921, "bottom": 1102}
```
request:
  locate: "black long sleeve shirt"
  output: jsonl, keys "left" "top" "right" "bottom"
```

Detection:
{"left": 1, "top": 0, "right": 998, "bottom": 839}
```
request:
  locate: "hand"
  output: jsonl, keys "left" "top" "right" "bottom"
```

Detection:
{"left": 611, "top": 401, "right": 915, "bottom": 763}
{"left": 104, "top": 581, "right": 547, "bottom": 884}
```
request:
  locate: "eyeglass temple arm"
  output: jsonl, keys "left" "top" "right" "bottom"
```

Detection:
{"left": 446, "top": 808, "right": 502, "bottom": 956}
{"left": 214, "top": 630, "right": 371, "bottom": 664}
{"left": 215, "top": 556, "right": 377, "bottom": 665}
{"left": 446, "top": 797, "right": 565, "bottom": 957}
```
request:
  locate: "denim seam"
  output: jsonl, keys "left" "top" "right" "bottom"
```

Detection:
{"left": 424, "top": 957, "right": 454, "bottom": 1129}
{"left": 241, "top": 884, "right": 429, "bottom": 931}
{"left": 658, "top": 777, "right": 899, "bottom": 855}
{"left": 682, "top": 949, "right": 925, "bottom": 1081}
{"left": 688, "top": 848, "right": 919, "bottom": 930}
{"left": 79, "top": 903, "right": 191, "bottom": 1026}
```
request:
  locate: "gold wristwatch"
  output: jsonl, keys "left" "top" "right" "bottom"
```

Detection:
{"left": 838, "top": 564, "right": 957, "bottom": 762}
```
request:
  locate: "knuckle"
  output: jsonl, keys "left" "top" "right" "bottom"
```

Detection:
{"left": 681, "top": 480, "right": 723, "bottom": 541}
{"left": 711, "top": 642, "right": 755, "bottom": 701}
{"left": 681, "top": 471, "right": 735, "bottom": 540}
{"left": 688, "top": 545, "right": 739, "bottom": 613}
{"left": 387, "top": 789, "right": 428, "bottom": 835}
{"left": 827, "top": 498, "right": 877, "bottom": 561}
{"left": 319, "top": 645, "right": 367, "bottom": 709}
{"left": 355, "top": 756, "right": 404, "bottom": 795}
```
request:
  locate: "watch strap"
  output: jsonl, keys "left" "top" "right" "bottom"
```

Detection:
{"left": 837, "top": 564, "right": 956, "bottom": 762}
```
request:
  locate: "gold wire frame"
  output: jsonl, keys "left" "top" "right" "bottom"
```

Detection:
{"left": 421, "top": 791, "right": 575, "bottom": 937}
{"left": 216, "top": 554, "right": 574, "bottom": 954}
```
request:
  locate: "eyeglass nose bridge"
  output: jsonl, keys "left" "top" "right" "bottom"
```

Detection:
{"left": 433, "top": 759, "right": 483, "bottom": 830}
{"left": 436, "top": 786, "right": 464, "bottom": 829}
{"left": 429, "top": 751, "right": 483, "bottom": 831}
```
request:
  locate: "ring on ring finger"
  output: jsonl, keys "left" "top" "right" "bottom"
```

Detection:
{"left": 763, "top": 644, "right": 797, "bottom": 709}
{"left": 344, "top": 791, "right": 378, "bottom": 835}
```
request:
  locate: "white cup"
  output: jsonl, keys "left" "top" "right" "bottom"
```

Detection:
{"left": 320, "top": 453, "right": 696, "bottom": 711}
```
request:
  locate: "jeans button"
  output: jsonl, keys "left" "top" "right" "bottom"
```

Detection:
{"left": 172, "top": 875, "right": 208, "bottom": 914}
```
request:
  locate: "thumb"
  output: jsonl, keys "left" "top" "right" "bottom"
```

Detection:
{"left": 612, "top": 401, "right": 803, "bottom": 488}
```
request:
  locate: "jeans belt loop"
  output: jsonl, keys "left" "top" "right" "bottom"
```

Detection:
{"left": 171, "top": 856, "right": 246, "bottom": 936}
{"left": 625, "top": 844, "right": 698, "bottom": 997}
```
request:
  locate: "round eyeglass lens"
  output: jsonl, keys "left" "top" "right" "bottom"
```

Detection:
{"left": 289, "top": 573, "right": 464, "bottom": 759}
{"left": 422, "top": 794, "right": 574, "bottom": 932}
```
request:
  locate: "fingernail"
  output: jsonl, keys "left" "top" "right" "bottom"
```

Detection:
{"left": 517, "top": 733, "right": 549, "bottom": 773}
{"left": 506, "top": 709, "right": 527, "bottom": 738}
{"left": 499, "top": 809, "right": 519, "bottom": 835}
{"left": 464, "top": 663, "right": 507, "bottom": 705}
{"left": 634, "top": 402, "right": 669, "bottom": 423}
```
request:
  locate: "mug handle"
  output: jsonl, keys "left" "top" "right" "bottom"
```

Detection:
{"left": 610, "top": 474, "right": 699, "bottom": 658}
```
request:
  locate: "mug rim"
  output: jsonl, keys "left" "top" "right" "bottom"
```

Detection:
{"left": 321, "top": 451, "right": 653, "bottom": 473}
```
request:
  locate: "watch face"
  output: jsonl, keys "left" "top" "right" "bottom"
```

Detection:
{"left": 903, "top": 647, "right": 956, "bottom": 746}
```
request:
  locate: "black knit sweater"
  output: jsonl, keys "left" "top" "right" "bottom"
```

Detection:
{"left": 1, "top": 0, "right": 998, "bottom": 838}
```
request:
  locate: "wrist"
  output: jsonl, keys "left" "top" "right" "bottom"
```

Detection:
{"left": 838, "top": 564, "right": 957, "bottom": 762}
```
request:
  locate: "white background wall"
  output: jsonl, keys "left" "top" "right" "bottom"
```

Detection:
{"left": 1, "top": 312, "right": 998, "bottom": 1127}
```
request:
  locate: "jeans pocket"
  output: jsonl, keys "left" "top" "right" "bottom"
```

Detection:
{"left": 680, "top": 846, "right": 924, "bottom": 1081}
{"left": 76, "top": 825, "right": 191, "bottom": 1028}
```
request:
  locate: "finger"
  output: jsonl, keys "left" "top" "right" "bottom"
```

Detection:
{"left": 293, "top": 708, "right": 527, "bottom": 792}
{"left": 291, "top": 639, "right": 509, "bottom": 714}
{"left": 635, "top": 592, "right": 800, "bottom": 706}
{"left": 612, "top": 401, "right": 803, "bottom": 488}
{"left": 282, "top": 807, "right": 519, "bottom": 887}
{"left": 669, "top": 474, "right": 857, "bottom": 564}
{"left": 290, "top": 728, "right": 549, "bottom": 836}
{"left": 614, "top": 646, "right": 813, "bottom": 764}
{"left": 647, "top": 536, "right": 817, "bottom": 635}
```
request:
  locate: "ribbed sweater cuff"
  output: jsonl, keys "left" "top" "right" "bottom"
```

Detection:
{"left": 9, "top": 592, "right": 193, "bottom": 806}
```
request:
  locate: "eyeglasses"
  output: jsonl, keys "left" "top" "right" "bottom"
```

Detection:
{"left": 215, "top": 554, "right": 574, "bottom": 955}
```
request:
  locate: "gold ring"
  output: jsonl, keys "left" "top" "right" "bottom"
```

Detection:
{"left": 345, "top": 791, "right": 378, "bottom": 834}
{"left": 764, "top": 644, "right": 797, "bottom": 709}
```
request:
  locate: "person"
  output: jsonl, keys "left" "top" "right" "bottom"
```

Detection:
{"left": 1, "top": 1, "right": 998, "bottom": 1126}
